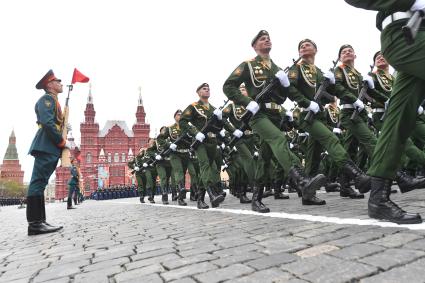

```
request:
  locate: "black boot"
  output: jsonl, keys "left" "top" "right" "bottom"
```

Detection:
{"left": 148, "top": 188, "right": 155, "bottom": 203}
{"left": 251, "top": 186, "right": 270, "bottom": 213}
{"left": 396, "top": 171, "right": 425, "bottom": 193}
{"left": 190, "top": 185, "right": 197, "bottom": 201}
{"left": 289, "top": 166, "right": 326, "bottom": 205}
{"left": 342, "top": 160, "right": 371, "bottom": 193}
{"left": 197, "top": 188, "right": 209, "bottom": 209}
{"left": 27, "top": 196, "right": 63, "bottom": 236}
{"left": 139, "top": 196, "right": 145, "bottom": 203}
{"left": 324, "top": 182, "right": 341, "bottom": 193}
{"left": 177, "top": 185, "right": 187, "bottom": 206}
{"left": 262, "top": 185, "right": 273, "bottom": 198}
{"left": 67, "top": 197, "right": 76, "bottom": 209}
{"left": 171, "top": 186, "right": 178, "bottom": 201}
{"left": 339, "top": 174, "right": 364, "bottom": 199}
{"left": 368, "top": 177, "right": 422, "bottom": 224}
{"left": 162, "top": 194, "right": 169, "bottom": 205}
{"left": 274, "top": 181, "right": 289, "bottom": 199}
{"left": 239, "top": 184, "right": 251, "bottom": 204}
{"left": 206, "top": 186, "right": 224, "bottom": 207}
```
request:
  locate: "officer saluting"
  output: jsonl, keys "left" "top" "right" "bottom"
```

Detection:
{"left": 26, "top": 70, "right": 71, "bottom": 235}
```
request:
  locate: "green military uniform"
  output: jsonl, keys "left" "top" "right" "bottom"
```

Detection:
{"left": 370, "top": 68, "right": 392, "bottom": 131}
{"left": 142, "top": 145, "right": 158, "bottom": 203}
{"left": 345, "top": 0, "right": 425, "bottom": 224}
{"left": 180, "top": 99, "right": 227, "bottom": 208}
{"left": 223, "top": 36, "right": 327, "bottom": 209}
{"left": 128, "top": 151, "right": 147, "bottom": 203}
{"left": 155, "top": 132, "right": 173, "bottom": 205}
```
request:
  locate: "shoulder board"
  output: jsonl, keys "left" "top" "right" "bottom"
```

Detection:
{"left": 191, "top": 102, "right": 198, "bottom": 106}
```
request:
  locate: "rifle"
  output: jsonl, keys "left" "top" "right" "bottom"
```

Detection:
{"left": 190, "top": 99, "right": 230, "bottom": 151}
{"left": 402, "top": 10, "right": 424, "bottom": 45}
{"left": 60, "top": 85, "right": 73, "bottom": 167}
{"left": 152, "top": 133, "right": 191, "bottom": 167}
{"left": 350, "top": 64, "right": 376, "bottom": 121}
{"left": 304, "top": 58, "right": 339, "bottom": 124}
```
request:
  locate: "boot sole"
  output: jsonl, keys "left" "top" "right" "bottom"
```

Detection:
{"left": 252, "top": 207, "right": 270, "bottom": 213}
{"left": 211, "top": 195, "right": 225, "bottom": 206}
{"left": 28, "top": 227, "right": 63, "bottom": 236}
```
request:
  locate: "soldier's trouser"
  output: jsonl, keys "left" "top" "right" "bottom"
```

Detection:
{"left": 341, "top": 111, "right": 377, "bottom": 158}
{"left": 302, "top": 119, "right": 350, "bottom": 176}
{"left": 170, "top": 152, "right": 190, "bottom": 186}
{"left": 28, "top": 152, "right": 59, "bottom": 196}
{"left": 187, "top": 160, "right": 199, "bottom": 187}
{"left": 156, "top": 162, "right": 171, "bottom": 193}
{"left": 67, "top": 185, "right": 77, "bottom": 206}
{"left": 368, "top": 24, "right": 425, "bottom": 178}
{"left": 372, "top": 112, "right": 384, "bottom": 133}
{"left": 135, "top": 173, "right": 145, "bottom": 196}
{"left": 144, "top": 169, "right": 156, "bottom": 192}
{"left": 250, "top": 112, "right": 299, "bottom": 180}
{"left": 234, "top": 142, "right": 255, "bottom": 186}
{"left": 195, "top": 142, "right": 219, "bottom": 188}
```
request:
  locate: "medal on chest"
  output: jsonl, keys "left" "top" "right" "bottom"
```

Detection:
{"left": 300, "top": 64, "right": 317, "bottom": 88}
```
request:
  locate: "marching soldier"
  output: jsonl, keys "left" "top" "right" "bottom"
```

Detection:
{"left": 26, "top": 70, "right": 71, "bottom": 235}
{"left": 345, "top": 0, "right": 425, "bottom": 224}
{"left": 288, "top": 39, "right": 369, "bottom": 199}
{"left": 142, "top": 138, "right": 159, "bottom": 204}
{"left": 179, "top": 83, "right": 230, "bottom": 209}
{"left": 155, "top": 127, "right": 173, "bottom": 205}
{"left": 223, "top": 30, "right": 327, "bottom": 212}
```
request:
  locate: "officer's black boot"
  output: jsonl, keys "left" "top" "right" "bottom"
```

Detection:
{"left": 342, "top": 160, "right": 371, "bottom": 194}
{"left": 178, "top": 184, "right": 187, "bottom": 206}
{"left": 324, "top": 178, "right": 341, "bottom": 193}
{"left": 67, "top": 197, "right": 75, "bottom": 209}
{"left": 274, "top": 181, "right": 289, "bottom": 199}
{"left": 368, "top": 177, "right": 422, "bottom": 224}
{"left": 251, "top": 186, "right": 270, "bottom": 213}
{"left": 289, "top": 166, "right": 326, "bottom": 205}
{"left": 27, "top": 196, "right": 63, "bottom": 236}
{"left": 395, "top": 170, "right": 425, "bottom": 193}
{"left": 206, "top": 186, "right": 224, "bottom": 207}
{"left": 171, "top": 186, "right": 178, "bottom": 201}
{"left": 339, "top": 174, "right": 364, "bottom": 199}
{"left": 239, "top": 184, "right": 251, "bottom": 204}
{"left": 139, "top": 195, "right": 145, "bottom": 203}
{"left": 197, "top": 188, "right": 209, "bottom": 209}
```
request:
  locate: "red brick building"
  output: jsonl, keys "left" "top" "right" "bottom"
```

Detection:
{"left": 55, "top": 88, "right": 150, "bottom": 199}
{"left": 0, "top": 130, "right": 24, "bottom": 185}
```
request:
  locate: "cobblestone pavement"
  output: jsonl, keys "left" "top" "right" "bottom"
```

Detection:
{"left": 1, "top": 188, "right": 425, "bottom": 283}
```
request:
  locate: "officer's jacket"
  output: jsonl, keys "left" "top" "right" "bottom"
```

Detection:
{"left": 157, "top": 123, "right": 191, "bottom": 151}
{"left": 179, "top": 100, "right": 234, "bottom": 138}
{"left": 288, "top": 62, "right": 336, "bottom": 120}
{"left": 223, "top": 55, "right": 290, "bottom": 108}
{"left": 370, "top": 69, "right": 393, "bottom": 108}
{"left": 29, "top": 92, "right": 65, "bottom": 157}
{"left": 68, "top": 165, "right": 79, "bottom": 187}
{"left": 334, "top": 64, "right": 364, "bottom": 105}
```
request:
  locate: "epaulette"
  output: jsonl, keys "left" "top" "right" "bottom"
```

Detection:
{"left": 191, "top": 102, "right": 198, "bottom": 107}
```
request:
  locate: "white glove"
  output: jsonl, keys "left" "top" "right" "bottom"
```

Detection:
{"left": 246, "top": 101, "right": 260, "bottom": 115}
{"left": 169, "top": 143, "right": 177, "bottom": 151}
{"left": 134, "top": 166, "right": 140, "bottom": 171}
{"left": 353, "top": 99, "right": 365, "bottom": 111}
{"left": 220, "top": 129, "right": 226, "bottom": 137}
{"left": 195, "top": 132, "right": 205, "bottom": 142}
{"left": 332, "top": 128, "right": 342, "bottom": 134}
{"left": 367, "top": 113, "right": 373, "bottom": 119}
{"left": 363, "top": 75, "right": 375, "bottom": 89}
{"left": 155, "top": 154, "right": 162, "bottom": 161}
{"left": 275, "top": 70, "right": 290, "bottom": 87}
{"left": 286, "top": 111, "right": 294, "bottom": 122}
{"left": 233, "top": 129, "right": 243, "bottom": 138}
{"left": 324, "top": 70, "right": 335, "bottom": 85}
{"left": 253, "top": 151, "right": 259, "bottom": 157}
{"left": 213, "top": 109, "right": 222, "bottom": 120}
{"left": 143, "top": 163, "right": 148, "bottom": 168}
{"left": 222, "top": 164, "right": 228, "bottom": 169}
{"left": 232, "top": 146, "right": 238, "bottom": 152}
{"left": 418, "top": 106, "right": 424, "bottom": 115}
{"left": 289, "top": 143, "right": 294, "bottom": 149}
{"left": 64, "top": 140, "right": 73, "bottom": 149}
{"left": 220, "top": 143, "right": 225, "bottom": 149}
{"left": 411, "top": 0, "right": 425, "bottom": 11}
{"left": 306, "top": 101, "right": 320, "bottom": 114}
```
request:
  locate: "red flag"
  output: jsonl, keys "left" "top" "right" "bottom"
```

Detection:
{"left": 71, "top": 68, "right": 90, "bottom": 84}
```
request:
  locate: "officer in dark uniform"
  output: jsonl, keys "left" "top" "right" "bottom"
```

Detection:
{"left": 67, "top": 158, "right": 79, "bottom": 209}
{"left": 27, "top": 70, "right": 70, "bottom": 235}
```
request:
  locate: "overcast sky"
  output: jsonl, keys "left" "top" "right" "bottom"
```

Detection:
{"left": 0, "top": 0, "right": 380, "bottom": 182}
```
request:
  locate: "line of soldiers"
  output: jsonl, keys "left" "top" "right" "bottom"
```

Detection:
{"left": 128, "top": 30, "right": 425, "bottom": 224}
{"left": 91, "top": 185, "right": 139, "bottom": 200}
{"left": 0, "top": 197, "right": 25, "bottom": 206}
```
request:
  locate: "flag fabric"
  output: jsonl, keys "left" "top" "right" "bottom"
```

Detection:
{"left": 71, "top": 68, "right": 90, "bottom": 84}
